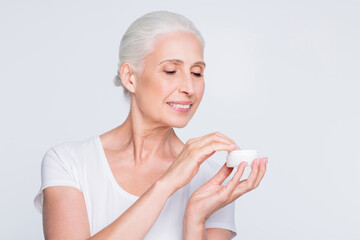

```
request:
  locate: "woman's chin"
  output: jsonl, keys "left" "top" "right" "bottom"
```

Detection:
{"left": 168, "top": 119, "right": 190, "bottom": 128}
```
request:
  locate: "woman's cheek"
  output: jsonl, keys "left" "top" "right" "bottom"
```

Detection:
{"left": 160, "top": 77, "right": 177, "bottom": 93}
{"left": 196, "top": 80, "right": 205, "bottom": 98}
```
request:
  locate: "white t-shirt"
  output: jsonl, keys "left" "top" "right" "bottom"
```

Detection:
{"left": 33, "top": 135, "right": 237, "bottom": 239}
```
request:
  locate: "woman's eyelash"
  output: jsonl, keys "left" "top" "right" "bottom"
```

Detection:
{"left": 192, "top": 72, "right": 202, "bottom": 77}
{"left": 164, "top": 71, "right": 202, "bottom": 77}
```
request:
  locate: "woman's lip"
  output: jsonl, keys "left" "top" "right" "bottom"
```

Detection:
{"left": 167, "top": 102, "right": 192, "bottom": 113}
{"left": 166, "top": 101, "right": 193, "bottom": 105}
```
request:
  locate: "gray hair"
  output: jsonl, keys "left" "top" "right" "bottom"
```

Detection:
{"left": 113, "top": 10, "right": 205, "bottom": 100}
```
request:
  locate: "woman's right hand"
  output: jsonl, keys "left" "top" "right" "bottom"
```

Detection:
{"left": 161, "top": 131, "right": 240, "bottom": 192}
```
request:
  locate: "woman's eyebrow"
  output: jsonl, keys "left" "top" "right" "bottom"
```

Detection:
{"left": 159, "top": 59, "right": 206, "bottom": 67}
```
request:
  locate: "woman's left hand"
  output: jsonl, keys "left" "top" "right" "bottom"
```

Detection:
{"left": 184, "top": 157, "right": 268, "bottom": 222}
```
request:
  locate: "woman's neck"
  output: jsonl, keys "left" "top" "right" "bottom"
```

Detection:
{"left": 102, "top": 110, "right": 183, "bottom": 166}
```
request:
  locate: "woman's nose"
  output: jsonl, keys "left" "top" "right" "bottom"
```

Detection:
{"left": 179, "top": 74, "right": 195, "bottom": 95}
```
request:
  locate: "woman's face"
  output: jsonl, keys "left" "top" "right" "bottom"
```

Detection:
{"left": 133, "top": 31, "right": 205, "bottom": 128}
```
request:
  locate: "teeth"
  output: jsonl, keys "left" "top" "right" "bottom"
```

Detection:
{"left": 168, "top": 102, "right": 191, "bottom": 109}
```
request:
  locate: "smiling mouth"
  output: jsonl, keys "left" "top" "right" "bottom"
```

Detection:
{"left": 166, "top": 102, "right": 193, "bottom": 112}
{"left": 166, "top": 102, "right": 192, "bottom": 109}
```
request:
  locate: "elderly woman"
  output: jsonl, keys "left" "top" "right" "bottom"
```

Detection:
{"left": 34, "top": 11, "right": 268, "bottom": 239}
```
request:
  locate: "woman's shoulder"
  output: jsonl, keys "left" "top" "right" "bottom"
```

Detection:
{"left": 49, "top": 135, "right": 96, "bottom": 150}
{"left": 44, "top": 135, "right": 98, "bottom": 165}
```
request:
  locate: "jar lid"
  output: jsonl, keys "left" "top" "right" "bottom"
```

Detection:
{"left": 228, "top": 149, "right": 258, "bottom": 156}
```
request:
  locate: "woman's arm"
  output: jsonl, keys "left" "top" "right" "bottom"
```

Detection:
{"left": 90, "top": 178, "right": 174, "bottom": 239}
{"left": 183, "top": 216, "right": 232, "bottom": 240}
{"left": 206, "top": 228, "right": 233, "bottom": 240}
{"left": 182, "top": 216, "right": 233, "bottom": 240}
{"left": 43, "top": 178, "right": 174, "bottom": 240}
{"left": 43, "top": 186, "right": 91, "bottom": 240}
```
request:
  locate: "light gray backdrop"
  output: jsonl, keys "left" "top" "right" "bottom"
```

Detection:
{"left": 1, "top": 0, "right": 359, "bottom": 239}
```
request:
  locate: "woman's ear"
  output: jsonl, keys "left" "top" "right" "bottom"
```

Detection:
{"left": 120, "top": 63, "right": 137, "bottom": 93}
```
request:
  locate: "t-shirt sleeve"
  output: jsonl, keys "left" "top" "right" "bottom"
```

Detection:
{"left": 205, "top": 201, "right": 237, "bottom": 239}
{"left": 33, "top": 146, "right": 82, "bottom": 214}
{"left": 189, "top": 159, "right": 237, "bottom": 239}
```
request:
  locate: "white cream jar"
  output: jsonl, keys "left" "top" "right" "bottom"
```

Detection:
{"left": 226, "top": 150, "right": 259, "bottom": 167}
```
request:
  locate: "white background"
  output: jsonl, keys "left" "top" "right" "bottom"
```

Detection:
{"left": 1, "top": 0, "right": 359, "bottom": 239}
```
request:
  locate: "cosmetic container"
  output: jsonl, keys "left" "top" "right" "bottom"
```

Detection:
{"left": 226, "top": 150, "right": 259, "bottom": 167}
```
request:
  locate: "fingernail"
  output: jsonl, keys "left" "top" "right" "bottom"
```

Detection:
{"left": 229, "top": 144, "right": 238, "bottom": 149}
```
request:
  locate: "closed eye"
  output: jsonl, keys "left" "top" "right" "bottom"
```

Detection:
{"left": 192, "top": 72, "right": 202, "bottom": 77}
{"left": 164, "top": 71, "right": 176, "bottom": 75}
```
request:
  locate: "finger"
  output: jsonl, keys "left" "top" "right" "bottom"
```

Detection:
{"left": 232, "top": 179, "right": 249, "bottom": 197}
{"left": 209, "top": 132, "right": 238, "bottom": 146}
{"left": 253, "top": 157, "right": 268, "bottom": 187}
{"left": 198, "top": 132, "right": 240, "bottom": 149}
{"left": 198, "top": 137, "right": 234, "bottom": 151}
{"left": 197, "top": 142, "right": 239, "bottom": 163}
{"left": 233, "top": 158, "right": 267, "bottom": 197}
{"left": 225, "top": 161, "right": 247, "bottom": 190}
{"left": 208, "top": 163, "right": 233, "bottom": 185}
{"left": 186, "top": 133, "right": 240, "bottom": 159}
{"left": 185, "top": 132, "right": 213, "bottom": 145}
{"left": 244, "top": 158, "right": 261, "bottom": 189}
{"left": 185, "top": 135, "right": 233, "bottom": 153}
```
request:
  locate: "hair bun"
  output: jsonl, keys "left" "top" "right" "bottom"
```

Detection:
{"left": 113, "top": 74, "right": 122, "bottom": 86}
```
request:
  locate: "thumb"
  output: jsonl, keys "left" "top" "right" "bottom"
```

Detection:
{"left": 208, "top": 163, "right": 234, "bottom": 185}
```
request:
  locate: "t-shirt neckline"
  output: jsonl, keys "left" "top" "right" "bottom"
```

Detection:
{"left": 94, "top": 135, "right": 139, "bottom": 201}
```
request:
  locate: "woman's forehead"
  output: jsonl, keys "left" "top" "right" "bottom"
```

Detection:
{"left": 148, "top": 33, "right": 204, "bottom": 65}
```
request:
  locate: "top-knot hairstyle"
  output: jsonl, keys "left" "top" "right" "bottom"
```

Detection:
{"left": 113, "top": 10, "right": 205, "bottom": 100}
